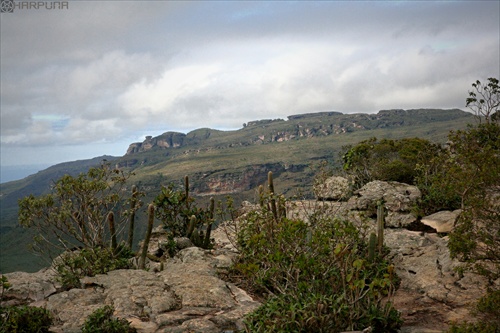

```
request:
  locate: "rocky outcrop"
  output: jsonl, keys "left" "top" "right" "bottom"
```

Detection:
{"left": 126, "top": 132, "right": 186, "bottom": 155}
{"left": 386, "top": 229, "right": 490, "bottom": 331}
{"left": 340, "top": 180, "right": 421, "bottom": 228}
{"left": 314, "top": 176, "right": 351, "bottom": 201}
{"left": 4, "top": 246, "right": 259, "bottom": 333}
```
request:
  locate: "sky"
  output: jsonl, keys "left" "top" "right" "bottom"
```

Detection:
{"left": 1, "top": 1, "right": 499, "bottom": 175}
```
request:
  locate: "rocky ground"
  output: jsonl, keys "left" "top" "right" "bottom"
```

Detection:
{"left": 3, "top": 179, "right": 496, "bottom": 332}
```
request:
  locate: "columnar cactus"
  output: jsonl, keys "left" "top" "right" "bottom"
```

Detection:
{"left": 127, "top": 185, "right": 138, "bottom": 249}
{"left": 268, "top": 171, "right": 278, "bottom": 222}
{"left": 377, "top": 200, "right": 384, "bottom": 251}
{"left": 139, "top": 204, "right": 155, "bottom": 269}
{"left": 203, "top": 197, "right": 215, "bottom": 249}
{"left": 368, "top": 232, "right": 377, "bottom": 262}
{"left": 107, "top": 212, "right": 117, "bottom": 252}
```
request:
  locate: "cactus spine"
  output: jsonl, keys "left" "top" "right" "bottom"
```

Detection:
{"left": 139, "top": 204, "right": 155, "bottom": 269}
{"left": 127, "top": 185, "right": 138, "bottom": 249}
{"left": 377, "top": 200, "right": 384, "bottom": 251}
{"left": 107, "top": 212, "right": 117, "bottom": 252}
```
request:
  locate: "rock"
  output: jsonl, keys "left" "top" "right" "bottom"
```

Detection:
{"left": 314, "top": 176, "right": 350, "bottom": 201}
{"left": 3, "top": 268, "right": 59, "bottom": 306}
{"left": 421, "top": 210, "right": 461, "bottom": 233}
{"left": 3, "top": 244, "right": 259, "bottom": 333}
{"left": 352, "top": 180, "right": 421, "bottom": 213}
{"left": 385, "top": 229, "right": 491, "bottom": 331}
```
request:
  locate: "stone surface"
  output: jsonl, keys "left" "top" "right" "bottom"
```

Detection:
{"left": 314, "top": 176, "right": 350, "bottom": 201}
{"left": 385, "top": 229, "right": 490, "bottom": 331}
{"left": 421, "top": 210, "right": 461, "bottom": 233}
{"left": 4, "top": 245, "right": 259, "bottom": 333}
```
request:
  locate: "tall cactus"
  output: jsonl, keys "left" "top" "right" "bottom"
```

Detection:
{"left": 139, "top": 204, "right": 155, "bottom": 270}
{"left": 127, "top": 185, "right": 138, "bottom": 250}
{"left": 126, "top": 185, "right": 139, "bottom": 249}
{"left": 377, "top": 200, "right": 385, "bottom": 251}
{"left": 107, "top": 212, "right": 117, "bottom": 252}
{"left": 368, "top": 232, "right": 377, "bottom": 262}
{"left": 203, "top": 197, "right": 215, "bottom": 249}
{"left": 268, "top": 171, "right": 278, "bottom": 222}
{"left": 186, "top": 215, "right": 196, "bottom": 239}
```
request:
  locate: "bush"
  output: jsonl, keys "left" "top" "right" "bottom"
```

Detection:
{"left": 342, "top": 137, "right": 441, "bottom": 190}
{"left": 81, "top": 305, "right": 136, "bottom": 333}
{"left": 54, "top": 245, "right": 134, "bottom": 289}
{"left": 231, "top": 194, "right": 402, "bottom": 332}
{"left": 0, "top": 306, "right": 53, "bottom": 333}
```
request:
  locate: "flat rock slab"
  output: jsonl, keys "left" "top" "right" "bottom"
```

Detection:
{"left": 421, "top": 210, "right": 461, "bottom": 233}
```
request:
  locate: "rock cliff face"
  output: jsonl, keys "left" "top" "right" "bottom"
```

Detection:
{"left": 125, "top": 109, "right": 472, "bottom": 155}
{"left": 126, "top": 132, "right": 186, "bottom": 155}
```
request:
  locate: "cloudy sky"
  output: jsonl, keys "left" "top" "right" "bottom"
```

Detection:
{"left": 1, "top": 1, "right": 499, "bottom": 174}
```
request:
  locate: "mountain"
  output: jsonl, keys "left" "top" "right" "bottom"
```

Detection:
{"left": 0, "top": 108, "right": 475, "bottom": 272}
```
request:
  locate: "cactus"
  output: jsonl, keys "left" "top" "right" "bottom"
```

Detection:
{"left": 258, "top": 185, "right": 265, "bottom": 207}
{"left": 203, "top": 197, "right": 215, "bottom": 249}
{"left": 377, "top": 200, "right": 385, "bottom": 251}
{"left": 127, "top": 185, "right": 138, "bottom": 249}
{"left": 268, "top": 171, "right": 278, "bottom": 222}
{"left": 186, "top": 215, "right": 197, "bottom": 239}
{"left": 139, "top": 204, "right": 155, "bottom": 270}
{"left": 368, "top": 232, "right": 377, "bottom": 262}
{"left": 107, "top": 212, "right": 117, "bottom": 252}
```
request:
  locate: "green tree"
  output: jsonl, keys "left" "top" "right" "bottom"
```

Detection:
{"left": 342, "top": 137, "right": 441, "bottom": 189}
{"left": 18, "top": 163, "right": 139, "bottom": 258}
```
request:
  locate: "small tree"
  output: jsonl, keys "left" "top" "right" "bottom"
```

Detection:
{"left": 466, "top": 77, "right": 500, "bottom": 123}
{"left": 18, "top": 163, "right": 139, "bottom": 259}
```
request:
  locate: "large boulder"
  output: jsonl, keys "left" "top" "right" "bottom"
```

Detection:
{"left": 314, "top": 176, "right": 351, "bottom": 201}
{"left": 347, "top": 181, "right": 421, "bottom": 227}
{"left": 385, "top": 229, "right": 492, "bottom": 331}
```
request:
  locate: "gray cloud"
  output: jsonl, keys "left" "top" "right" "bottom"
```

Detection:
{"left": 1, "top": 0, "right": 499, "bottom": 167}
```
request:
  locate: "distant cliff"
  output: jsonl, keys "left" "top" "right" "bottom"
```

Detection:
{"left": 125, "top": 108, "right": 472, "bottom": 155}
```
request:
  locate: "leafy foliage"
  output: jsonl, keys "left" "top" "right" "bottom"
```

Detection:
{"left": 54, "top": 245, "right": 134, "bottom": 290}
{"left": 18, "top": 163, "right": 140, "bottom": 256}
{"left": 81, "top": 305, "right": 136, "bottom": 333}
{"left": 231, "top": 195, "right": 401, "bottom": 332}
{"left": 342, "top": 137, "right": 442, "bottom": 189}
{"left": 0, "top": 306, "right": 53, "bottom": 333}
{"left": 153, "top": 178, "right": 214, "bottom": 249}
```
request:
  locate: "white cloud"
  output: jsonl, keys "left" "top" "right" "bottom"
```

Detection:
{"left": 0, "top": 1, "right": 498, "bottom": 167}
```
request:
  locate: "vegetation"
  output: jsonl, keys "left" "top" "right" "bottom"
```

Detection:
{"left": 341, "top": 137, "right": 442, "bottom": 190}
{"left": 17, "top": 163, "right": 140, "bottom": 287}
{"left": 54, "top": 245, "right": 134, "bottom": 289}
{"left": 154, "top": 176, "right": 215, "bottom": 250}
{"left": 81, "top": 305, "right": 136, "bottom": 333}
{"left": 227, "top": 173, "right": 401, "bottom": 332}
{"left": 0, "top": 305, "right": 53, "bottom": 333}
{"left": 18, "top": 163, "right": 142, "bottom": 256}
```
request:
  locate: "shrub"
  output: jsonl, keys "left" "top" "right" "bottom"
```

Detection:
{"left": 231, "top": 194, "right": 401, "bottom": 332}
{"left": 0, "top": 306, "right": 53, "bottom": 333}
{"left": 18, "top": 163, "right": 141, "bottom": 258}
{"left": 342, "top": 137, "right": 441, "bottom": 190}
{"left": 81, "top": 305, "right": 136, "bottom": 333}
{"left": 54, "top": 245, "right": 134, "bottom": 289}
